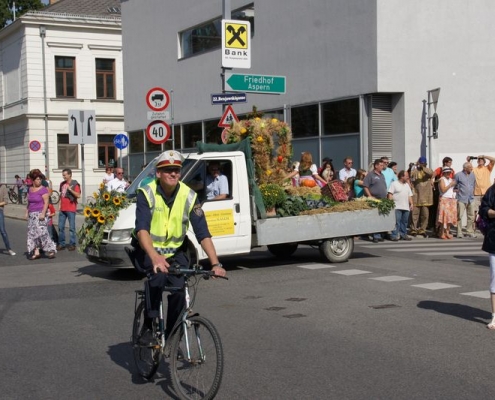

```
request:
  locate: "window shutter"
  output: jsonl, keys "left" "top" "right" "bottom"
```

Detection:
{"left": 370, "top": 94, "right": 392, "bottom": 161}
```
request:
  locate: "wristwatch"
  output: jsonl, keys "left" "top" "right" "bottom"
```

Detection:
{"left": 211, "top": 263, "right": 223, "bottom": 268}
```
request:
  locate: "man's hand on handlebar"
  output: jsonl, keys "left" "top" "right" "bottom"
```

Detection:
{"left": 212, "top": 265, "right": 227, "bottom": 278}
{"left": 151, "top": 253, "right": 170, "bottom": 274}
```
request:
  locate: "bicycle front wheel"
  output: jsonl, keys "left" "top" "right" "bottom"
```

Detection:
{"left": 170, "top": 315, "right": 224, "bottom": 400}
{"left": 8, "top": 191, "right": 18, "bottom": 204}
{"left": 132, "top": 300, "right": 160, "bottom": 379}
{"left": 50, "top": 190, "right": 60, "bottom": 205}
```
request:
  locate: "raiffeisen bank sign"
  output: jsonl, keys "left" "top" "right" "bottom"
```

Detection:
{"left": 222, "top": 19, "right": 251, "bottom": 69}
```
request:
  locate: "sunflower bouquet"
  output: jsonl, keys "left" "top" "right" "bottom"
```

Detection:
{"left": 77, "top": 183, "right": 131, "bottom": 253}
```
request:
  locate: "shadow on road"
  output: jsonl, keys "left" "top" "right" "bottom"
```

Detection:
{"left": 76, "top": 264, "right": 145, "bottom": 281}
{"left": 107, "top": 342, "right": 178, "bottom": 398}
{"left": 455, "top": 255, "right": 489, "bottom": 267}
{"left": 417, "top": 300, "right": 491, "bottom": 326}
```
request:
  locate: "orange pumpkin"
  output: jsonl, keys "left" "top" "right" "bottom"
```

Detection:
{"left": 301, "top": 179, "right": 317, "bottom": 188}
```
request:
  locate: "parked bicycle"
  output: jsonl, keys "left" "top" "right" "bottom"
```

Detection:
{"left": 131, "top": 260, "right": 227, "bottom": 400}
{"left": 7, "top": 185, "right": 26, "bottom": 204}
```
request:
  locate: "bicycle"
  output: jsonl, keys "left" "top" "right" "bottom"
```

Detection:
{"left": 7, "top": 185, "right": 26, "bottom": 204}
{"left": 131, "top": 262, "right": 227, "bottom": 400}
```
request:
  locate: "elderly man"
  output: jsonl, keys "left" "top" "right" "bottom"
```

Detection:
{"left": 455, "top": 162, "right": 477, "bottom": 238}
{"left": 409, "top": 156, "right": 434, "bottom": 237}
{"left": 106, "top": 168, "right": 129, "bottom": 193}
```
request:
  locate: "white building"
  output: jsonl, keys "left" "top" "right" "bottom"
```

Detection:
{"left": 0, "top": 0, "right": 125, "bottom": 198}
{"left": 120, "top": 0, "right": 495, "bottom": 175}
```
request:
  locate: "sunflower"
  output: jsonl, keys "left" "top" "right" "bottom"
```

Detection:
{"left": 83, "top": 207, "right": 92, "bottom": 217}
{"left": 99, "top": 182, "right": 105, "bottom": 190}
{"left": 113, "top": 197, "right": 121, "bottom": 206}
{"left": 97, "top": 215, "right": 106, "bottom": 224}
{"left": 103, "top": 193, "right": 110, "bottom": 201}
{"left": 92, "top": 209, "right": 101, "bottom": 218}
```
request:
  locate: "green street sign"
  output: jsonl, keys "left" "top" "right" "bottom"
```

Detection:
{"left": 225, "top": 73, "right": 286, "bottom": 94}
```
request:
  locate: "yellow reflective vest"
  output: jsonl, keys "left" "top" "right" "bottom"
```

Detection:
{"left": 137, "top": 180, "right": 197, "bottom": 257}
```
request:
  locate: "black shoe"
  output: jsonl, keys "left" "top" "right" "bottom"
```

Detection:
{"left": 67, "top": 245, "right": 76, "bottom": 251}
{"left": 410, "top": 231, "right": 417, "bottom": 237}
{"left": 139, "top": 328, "right": 158, "bottom": 347}
{"left": 56, "top": 245, "right": 66, "bottom": 251}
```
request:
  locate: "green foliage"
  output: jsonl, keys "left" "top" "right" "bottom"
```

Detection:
{"left": 276, "top": 195, "right": 310, "bottom": 217}
{"left": 1, "top": 0, "right": 45, "bottom": 28}
{"left": 259, "top": 183, "right": 287, "bottom": 210}
{"left": 365, "top": 198, "right": 395, "bottom": 215}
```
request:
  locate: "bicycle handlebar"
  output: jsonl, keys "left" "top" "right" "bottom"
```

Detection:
{"left": 167, "top": 263, "right": 228, "bottom": 280}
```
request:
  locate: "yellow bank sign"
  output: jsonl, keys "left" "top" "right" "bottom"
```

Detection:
{"left": 222, "top": 19, "right": 251, "bottom": 69}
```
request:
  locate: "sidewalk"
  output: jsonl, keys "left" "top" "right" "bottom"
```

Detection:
{"left": 4, "top": 203, "right": 85, "bottom": 227}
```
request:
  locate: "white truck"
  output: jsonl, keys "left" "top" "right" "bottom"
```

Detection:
{"left": 85, "top": 150, "right": 394, "bottom": 267}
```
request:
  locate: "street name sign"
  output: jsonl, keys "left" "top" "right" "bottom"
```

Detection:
{"left": 225, "top": 73, "right": 286, "bottom": 94}
{"left": 211, "top": 93, "right": 247, "bottom": 105}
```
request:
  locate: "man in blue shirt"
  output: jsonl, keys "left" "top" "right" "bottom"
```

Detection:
{"left": 454, "top": 162, "right": 476, "bottom": 238}
{"left": 381, "top": 156, "right": 398, "bottom": 190}
{"left": 206, "top": 161, "right": 229, "bottom": 200}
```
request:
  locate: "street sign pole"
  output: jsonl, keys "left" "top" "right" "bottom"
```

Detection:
{"left": 81, "top": 144, "right": 86, "bottom": 205}
{"left": 221, "top": 0, "right": 231, "bottom": 113}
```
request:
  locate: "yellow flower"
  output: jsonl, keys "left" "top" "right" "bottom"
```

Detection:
{"left": 92, "top": 209, "right": 101, "bottom": 218}
{"left": 93, "top": 192, "right": 98, "bottom": 199}
{"left": 108, "top": 215, "right": 115, "bottom": 222}
{"left": 97, "top": 215, "right": 106, "bottom": 224}
{"left": 271, "top": 118, "right": 278, "bottom": 124}
{"left": 99, "top": 183, "right": 105, "bottom": 190}
{"left": 257, "top": 136, "right": 264, "bottom": 142}
{"left": 266, "top": 170, "right": 272, "bottom": 175}
{"left": 113, "top": 197, "right": 122, "bottom": 206}
{"left": 240, "top": 128, "right": 247, "bottom": 134}
{"left": 255, "top": 117, "right": 261, "bottom": 121}
{"left": 83, "top": 207, "right": 92, "bottom": 217}
{"left": 103, "top": 193, "right": 110, "bottom": 201}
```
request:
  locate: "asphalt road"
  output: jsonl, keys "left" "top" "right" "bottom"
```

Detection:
{"left": 1, "top": 218, "right": 494, "bottom": 399}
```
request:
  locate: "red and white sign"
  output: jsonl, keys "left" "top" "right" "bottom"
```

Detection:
{"left": 146, "top": 87, "right": 170, "bottom": 112}
{"left": 146, "top": 120, "right": 171, "bottom": 144}
{"left": 29, "top": 140, "right": 41, "bottom": 152}
{"left": 218, "top": 105, "right": 239, "bottom": 128}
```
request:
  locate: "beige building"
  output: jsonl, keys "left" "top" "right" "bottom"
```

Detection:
{"left": 0, "top": 0, "right": 124, "bottom": 198}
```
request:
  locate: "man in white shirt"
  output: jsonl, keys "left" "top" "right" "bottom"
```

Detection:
{"left": 106, "top": 168, "right": 129, "bottom": 193}
{"left": 205, "top": 162, "right": 229, "bottom": 200}
{"left": 339, "top": 156, "right": 357, "bottom": 181}
{"left": 387, "top": 170, "right": 413, "bottom": 241}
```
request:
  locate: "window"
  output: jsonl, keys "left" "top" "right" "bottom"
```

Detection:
{"left": 57, "top": 134, "right": 78, "bottom": 168}
{"left": 322, "top": 98, "right": 359, "bottom": 135}
{"left": 182, "top": 122, "right": 202, "bottom": 149}
{"left": 96, "top": 58, "right": 115, "bottom": 99}
{"left": 179, "top": 5, "right": 255, "bottom": 58}
{"left": 291, "top": 104, "right": 319, "bottom": 138}
{"left": 204, "top": 120, "right": 223, "bottom": 144}
{"left": 55, "top": 56, "right": 76, "bottom": 98}
{"left": 129, "top": 130, "right": 144, "bottom": 154}
{"left": 98, "top": 135, "right": 118, "bottom": 168}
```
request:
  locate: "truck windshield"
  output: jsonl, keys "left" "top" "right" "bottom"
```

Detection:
{"left": 125, "top": 157, "right": 198, "bottom": 198}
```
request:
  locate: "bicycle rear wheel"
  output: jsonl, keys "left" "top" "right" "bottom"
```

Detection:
{"left": 170, "top": 315, "right": 224, "bottom": 400}
{"left": 132, "top": 300, "right": 160, "bottom": 379}
{"left": 50, "top": 190, "right": 60, "bottom": 205}
{"left": 8, "top": 190, "right": 18, "bottom": 204}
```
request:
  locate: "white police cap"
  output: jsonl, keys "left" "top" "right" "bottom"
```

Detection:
{"left": 156, "top": 150, "right": 184, "bottom": 169}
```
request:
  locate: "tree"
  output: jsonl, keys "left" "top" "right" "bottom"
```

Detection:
{"left": 0, "top": 0, "right": 45, "bottom": 29}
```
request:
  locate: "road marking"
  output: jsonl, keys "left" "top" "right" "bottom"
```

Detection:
{"left": 411, "top": 282, "right": 461, "bottom": 290}
{"left": 358, "top": 243, "right": 480, "bottom": 249}
{"left": 460, "top": 291, "right": 491, "bottom": 299}
{"left": 369, "top": 275, "right": 415, "bottom": 282}
{"left": 331, "top": 269, "right": 372, "bottom": 276}
{"left": 298, "top": 264, "right": 336, "bottom": 269}
{"left": 417, "top": 251, "right": 485, "bottom": 256}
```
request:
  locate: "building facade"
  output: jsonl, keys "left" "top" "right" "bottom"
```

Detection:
{"left": 120, "top": 0, "right": 495, "bottom": 175}
{"left": 0, "top": 0, "right": 125, "bottom": 198}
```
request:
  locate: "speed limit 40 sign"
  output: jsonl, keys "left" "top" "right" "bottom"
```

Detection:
{"left": 146, "top": 120, "right": 171, "bottom": 144}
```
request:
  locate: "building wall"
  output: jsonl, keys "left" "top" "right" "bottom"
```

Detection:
{"left": 377, "top": 0, "right": 495, "bottom": 168}
{"left": 122, "top": 0, "right": 378, "bottom": 131}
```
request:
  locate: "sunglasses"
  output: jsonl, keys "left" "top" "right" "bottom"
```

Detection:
{"left": 161, "top": 167, "right": 181, "bottom": 174}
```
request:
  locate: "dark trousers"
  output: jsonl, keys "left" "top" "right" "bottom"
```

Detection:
{"left": 132, "top": 245, "right": 188, "bottom": 334}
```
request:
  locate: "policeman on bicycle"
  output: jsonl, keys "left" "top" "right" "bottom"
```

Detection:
{"left": 131, "top": 150, "right": 226, "bottom": 339}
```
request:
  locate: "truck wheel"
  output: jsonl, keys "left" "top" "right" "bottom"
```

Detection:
{"left": 319, "top": 237, "right": 354, "bottom": 263}
{"left": 267, "top": 243, "right": 298, "bottom": 258}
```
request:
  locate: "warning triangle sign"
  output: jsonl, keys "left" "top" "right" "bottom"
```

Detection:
{"left": 218, "top": 105, "right": 239, "bottom": 128}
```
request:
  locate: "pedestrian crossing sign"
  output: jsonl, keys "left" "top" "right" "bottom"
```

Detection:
{"left": 218, "top": 105, "right": 239, "bottom": 128}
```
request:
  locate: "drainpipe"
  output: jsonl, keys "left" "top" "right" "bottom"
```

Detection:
{"left": 40, "top": 25, "right": 49, "bottom": 175}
